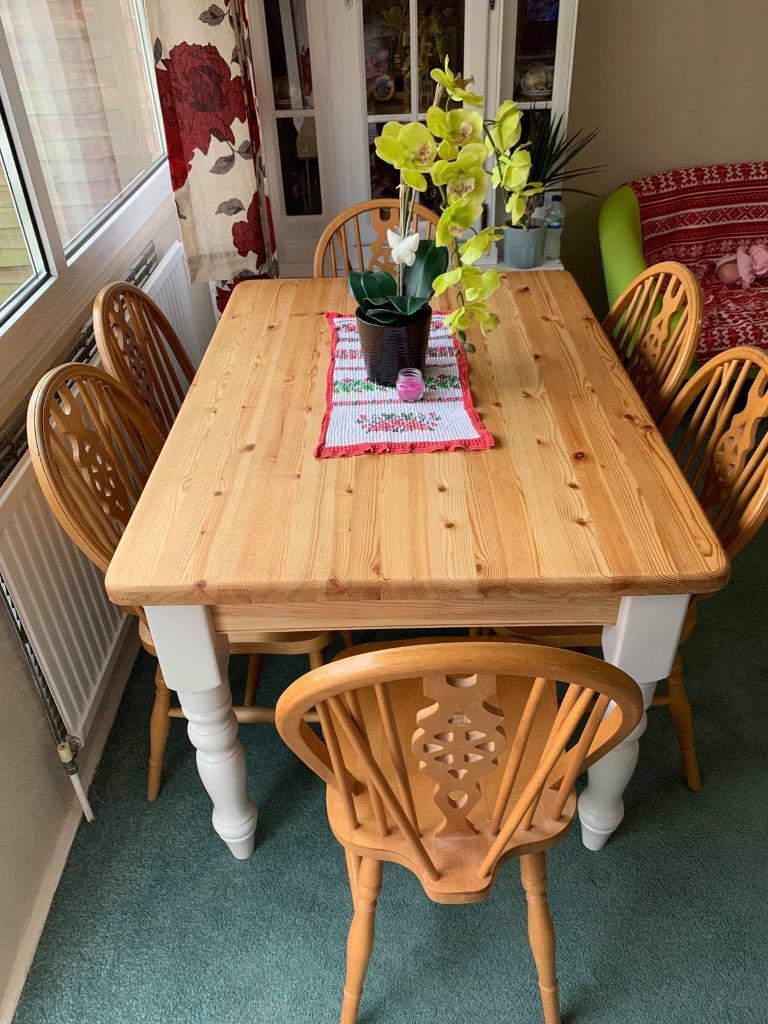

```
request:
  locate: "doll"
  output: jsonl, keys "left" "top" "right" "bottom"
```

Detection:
{"left": 716, "top": 243, "right": 768, "bottom": 288}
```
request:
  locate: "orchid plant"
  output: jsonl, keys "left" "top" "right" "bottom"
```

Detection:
{"left": 351, "top": 58, "right": 540, "bottom": 350}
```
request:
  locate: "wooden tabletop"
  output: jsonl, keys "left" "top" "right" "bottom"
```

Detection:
{"left": 106, "top": 273, "right": 729, "bottom": 631}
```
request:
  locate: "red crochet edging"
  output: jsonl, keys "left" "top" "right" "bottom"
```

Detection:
{"left": 315, "top": 312, "right": 495, "bottom": 458}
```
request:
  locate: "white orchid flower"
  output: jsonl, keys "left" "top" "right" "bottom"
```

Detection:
{"left": 387, "top": 228, "right": 420, "bottom": 266}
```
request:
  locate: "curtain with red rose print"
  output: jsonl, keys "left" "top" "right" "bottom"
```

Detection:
{"left": 146, "top": 0, "right": 277, "bottom": 290}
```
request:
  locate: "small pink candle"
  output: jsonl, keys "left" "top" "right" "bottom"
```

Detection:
{"left": 396, "top": 368, "right": 425, "bottom": 402}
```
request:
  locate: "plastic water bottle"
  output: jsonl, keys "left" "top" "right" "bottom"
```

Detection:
{"left": 545, "top": 195, "right": 564, "bottom": 261}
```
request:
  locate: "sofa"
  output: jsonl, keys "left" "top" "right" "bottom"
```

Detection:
{"left": 599, "top": 162, "right": 768, "bottom": 361}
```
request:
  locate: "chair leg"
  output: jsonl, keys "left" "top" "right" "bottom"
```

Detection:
{"left": 244, "top": 653, "right": 264, "bottom": 706}
{"left": 340, "top": 631, "right": 354, "bottom": 649}
{"left": 309, "top": 649, "right": 325, "bottom": 670}
{"left": 340, "top": 857, "right": 382, "bottom": 1024}
{"left": 666, "top": 653, "right": 702, "bottom": 792}
{"left": 520, "top": 852, "right": 561, "bottom": 1024}
{"left": 147, "top": 665, "right": 172, "bottom": 802}
{"left": 344, "top": 850, "right": 362, "bottom": 910}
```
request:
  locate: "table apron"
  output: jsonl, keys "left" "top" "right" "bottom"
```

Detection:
{"left": 210, "top": 596, "right": 623, "bottom": 636}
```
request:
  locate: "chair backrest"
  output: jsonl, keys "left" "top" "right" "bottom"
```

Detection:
{"left": 313, "top": 199, "right": 440, "bottom": 278}
{"left": 27, "top": 364, "right": 164, "bottom": 598}
{"left": 602, "top": 261, "right": 702, "bottom": 421}
{"left": 93, "top": 281, "right": 195, "bottom": 436}
{"left": 661, "top": 346, "right": 768, "bottom": 559}
{"left": 276, "top": 640, "right": 641, "bottom": 896}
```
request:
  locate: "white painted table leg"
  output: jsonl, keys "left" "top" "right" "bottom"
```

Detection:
{"left": 578, "top": 594, "right": 690, "bottom": 851}
{"left": 145, "top": 605, "right": 258, "bottom": 859}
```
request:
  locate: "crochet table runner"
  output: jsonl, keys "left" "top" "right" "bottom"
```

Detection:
{"left": 316, "top": 313, "right": 494, "bottom": 458}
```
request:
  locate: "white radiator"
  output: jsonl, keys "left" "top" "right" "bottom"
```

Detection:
{"left": 146, "top": 241, "right": 209, "bottom": 368}
{"left": 0, "top": 241, "right": 209, "bottom": 744}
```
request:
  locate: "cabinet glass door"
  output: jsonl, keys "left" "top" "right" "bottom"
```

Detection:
{"left": 264, "top": 0, "right": 322, "bottom": 217}
{"left": 363, "top": 0, "right": 468, "bottom": 208}
{"left": 512, "top": 0, "right": 559, "bottom": 108}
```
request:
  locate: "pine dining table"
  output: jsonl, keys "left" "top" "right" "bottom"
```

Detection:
{"left": 105, "top": 273, "right": 729, "bottom": 859}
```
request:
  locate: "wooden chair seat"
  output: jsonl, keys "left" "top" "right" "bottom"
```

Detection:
{"left": 494, "top": 603, "right": 698, "bottom": 649}
{"left": 137, "top": 619, "right": 333, "bottom": 658}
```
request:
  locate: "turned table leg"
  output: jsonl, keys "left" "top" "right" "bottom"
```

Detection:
{"left": 145, "top": 605, "right": 258, "bottom": 859}
{"left": 578, "top": 594, "right": 690, "bottom": 851}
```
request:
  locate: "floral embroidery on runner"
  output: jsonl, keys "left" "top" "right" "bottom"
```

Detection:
{"left": 316, "top": 313, "right": 494, "bottom": 457}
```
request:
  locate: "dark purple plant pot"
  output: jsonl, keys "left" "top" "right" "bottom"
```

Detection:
{"left": 356, "top": 304, "right": 431, "bottom": 387}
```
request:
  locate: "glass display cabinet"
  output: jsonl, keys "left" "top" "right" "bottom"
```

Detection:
{"left": 249, "top": 0, "right": 578, "bottom": 274}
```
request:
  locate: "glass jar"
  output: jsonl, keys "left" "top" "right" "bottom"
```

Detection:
{"left": 396, "top": 367, "right": 425, "bottom": 402}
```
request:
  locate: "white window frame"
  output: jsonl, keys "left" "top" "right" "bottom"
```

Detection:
{"left": 0, "top": 5, "right": 172, "bottom": 407}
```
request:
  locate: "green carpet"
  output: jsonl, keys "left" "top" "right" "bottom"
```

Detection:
{"left": 14, "top": 529, "right": 768, "bottom": 1024}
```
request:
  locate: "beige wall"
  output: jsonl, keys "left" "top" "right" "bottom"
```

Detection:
{"left": 562, "top": 0, "right": 768, "bottom": 315}
{"left": 0, "top": 600, "right": 72, "bottom": 1006}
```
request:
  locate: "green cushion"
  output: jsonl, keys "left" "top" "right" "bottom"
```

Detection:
{"left": 599, "top": 185, "right": 647, "bottom": 308}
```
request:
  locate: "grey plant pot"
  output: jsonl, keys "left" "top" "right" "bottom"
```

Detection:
{"left": 503, "top": 225, "right": 547, "bottom": 270}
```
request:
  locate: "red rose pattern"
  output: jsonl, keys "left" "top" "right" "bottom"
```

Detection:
{"left": 215, "top": 270, "right": 259, "bottom": 314}
{"left": 154, "top": 11, "right": 275, "bottom": 280}
{"left": 155, "top": 42, "right": 246, "bottom": 188}
{"left": 232, "top": 193, "right": 266, "bottom": 260}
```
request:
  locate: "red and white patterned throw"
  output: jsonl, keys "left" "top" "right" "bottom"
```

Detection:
{"left": 315, "top": 313, "right": 494, "bottom": 458}
{"left": 628, "top": 162, "right": 768, "bottom": 359}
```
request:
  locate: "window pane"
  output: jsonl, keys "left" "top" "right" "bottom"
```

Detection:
{"left": 363, "top": 1, "right": 410, "bottom": 116}
{"left": 265, "top": 0, "right": 313, "bottom": 111}
{"left": 416, "top": 0, "right": 464, "bottom": 111}
{"left": 514, "top": 0, "right": 558, "bottom": 102}
{"left": 0, "top": 123, "right": 45, "bottom": 317}
{"left": 276, "top": 116, "right": 321, "bottom": 216}
{"left": 0, "top": 0, "right": 163, "bottom": 249}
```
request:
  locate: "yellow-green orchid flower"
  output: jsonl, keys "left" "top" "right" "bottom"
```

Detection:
{"left": 433, "top": 265, "right": 500, "bottom": 302}
{"left": 505, "top": 191, "right": 527, "bottom": 225}
{"left": 445, "top": 300, "right": 501, "bottom": 337}
{"left": 430, "top": 57, "right": 485, "bottom": 108}
{"left": 459, "top": 226, "right": 504, "bottom": 265}
{"left": 426, "top": 106, "right": 483, "bottom": 147}
{"left": 432, "top": 157, "right": 488, "bottom": 206}
{"left": 374, "top": 121, "right": 437, "bottom": 191}
{"left": 435, "top": 197, "right": 483, "bottom": 246}
{"left": 489, "top": 99, "right": 523, "bottom": 152}
{"left": 504, "top": 183, "right": 545, "bottom": 225}
{"left": 491, "top": 147, "right": 532, "bottom": 192}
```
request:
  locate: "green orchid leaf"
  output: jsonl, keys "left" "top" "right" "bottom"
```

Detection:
{"left": 364, "top": 305, "right": 407, "bottom": 325}
{"left": 349, "top": 269, "right": 397, "bottom": 311}
{"left": 348, "top": 271, "right": 368, "bottom": 309}
{"left": 387, "top": 294, "right": 430, "bottom": 317}
{"left": 403, "top": 239, "right": 449, "bottom": 299}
